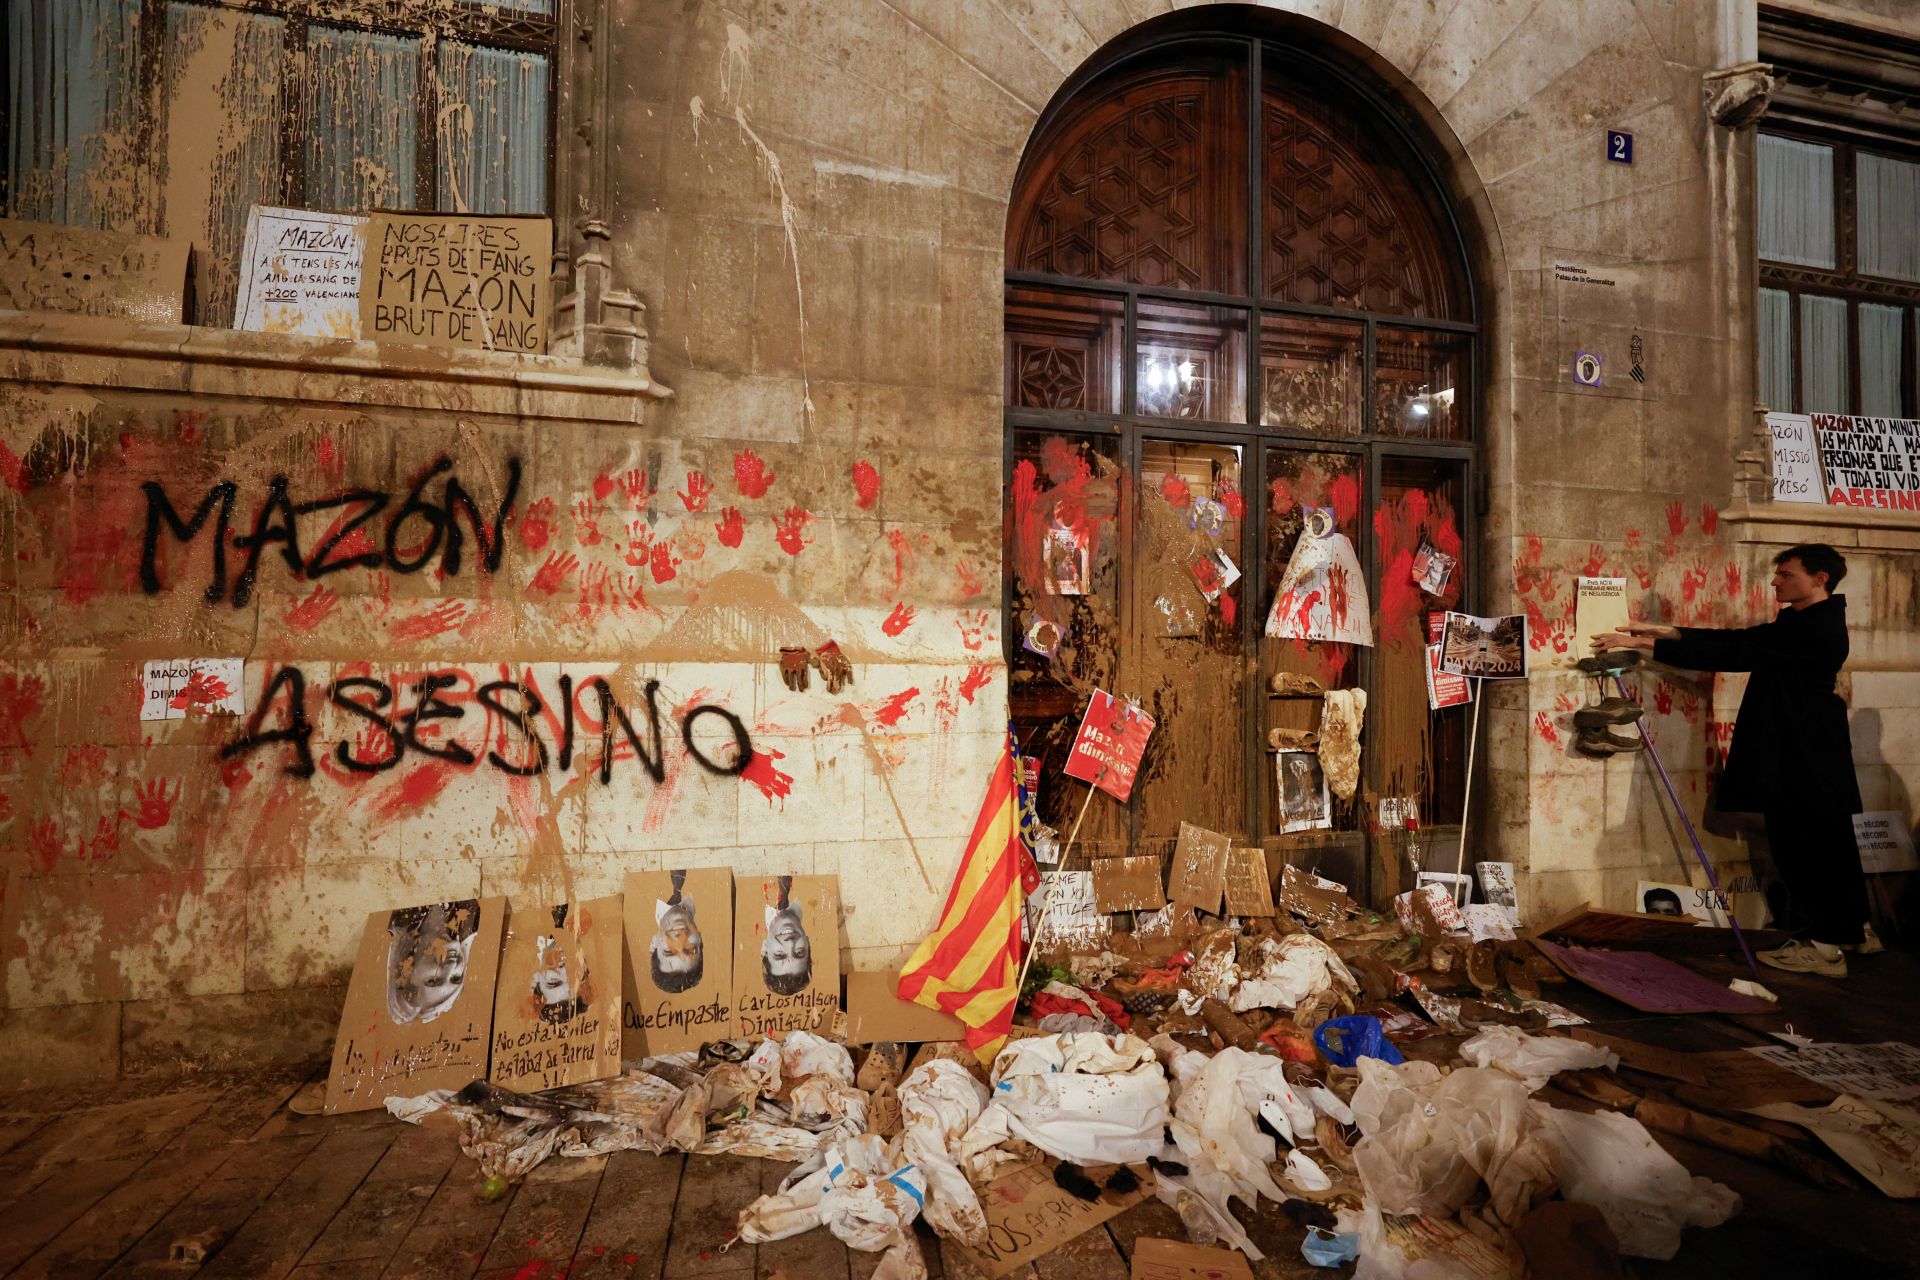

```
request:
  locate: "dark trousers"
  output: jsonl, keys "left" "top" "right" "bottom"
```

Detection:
{"left": 1762, "top": 809, "right": 1869, "bottom": 946}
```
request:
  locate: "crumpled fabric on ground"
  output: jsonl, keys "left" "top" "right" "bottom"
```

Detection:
{"left": 1458, "top": 1027, "right": 1619, "bottom": 1092}
{"left": 1350, "top": 1060, "right": 1557, "bottom": 1227}
{"left": 1030, "top": 980, "right": 1130, "bottom": 1030}
{"left": 955, "top": 1033, "right": 1170, "bottom": 1171}
{"left": 1230, "top": 933, "right": 1359, "bottom": 1013}
{"left": 1544, "top": 1107, "right": 1740, "bottom": 1260}
{"left": 1320, "top": 688, "right": 1367, "bottom": 800}
{"left": 897, "top": 1060, "right": 991, "bottom": 1248}
{"left": 735, "top": 1132, "right": 929, "bottom": 1279}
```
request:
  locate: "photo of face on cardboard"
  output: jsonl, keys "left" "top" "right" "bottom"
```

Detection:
{"left": 733, "top": 874, "right": 840, "bottom": 1040}
{"left": 325, "top": 896, "right": 506, "bottom": 1115}
{"left": 489, "top": 897, "right": 622, "bottom": 1093}
{"left": 622, "top": 868, "right": 734, "bottom": 1057}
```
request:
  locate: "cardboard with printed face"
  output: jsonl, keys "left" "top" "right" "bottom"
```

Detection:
{"left": 325, "top": 896, "right": 506, "bottom": 1114}
{"left": 489, "top": 897, "right": 622, "bottom": 1092}
{"left": 622, "top": 869, "right": 734, "bottom": 1057}
{"left": 734, "top": 875, "right": 841, "bottom": 1040}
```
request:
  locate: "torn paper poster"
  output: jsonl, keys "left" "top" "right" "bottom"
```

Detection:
{"left": 1276, "top": 751, "right": 1332, "bottom": 833}
{"left": 1044, "top": 523, "right": 1088, "bottom": 595}
{"left": 1411, "top": 542, "right": 1456, "bottom": 596}
{"left": 1636, "top": 880, "right": 1731, "bottom": 926}
{"left": 1744, "top": 1042, "right": 1920, "bottom": 1102}
{"left": 1394, "top": 882, "right": 1463, "bottom": 935}
{"left": 1476, "top": 862, "right": 1519, "bottom": 915}
{"left": 141, "top": 658, "right": 246, "bottom": 721}
{"left": 1749, "top": 1095, "right": 1920, "bottom": 1197}
{"left": 1439, "top": 611, "right": 1528, "bottom": 678}
{"left": 1265, "top": 507, "right": 1373, "bottom": 646}
{"left": 234, "top": 205, "right": 365, "bottom": 336}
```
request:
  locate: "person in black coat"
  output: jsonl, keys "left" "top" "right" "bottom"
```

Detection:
{"left": 1595, "top": 544, "right": 1867, "bottom": 978}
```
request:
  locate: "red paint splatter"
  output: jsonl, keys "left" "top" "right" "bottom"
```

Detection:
{"left": 1039, "top": 437, "right": 1091, "bottom": 483}
{"left": 377, "top": 764, "right": 454, "bottom": 819}
{"left": 592, "top": 473, "right": 617, "bottom": 502}
{"left": 314, "top": 435, "right": 345, "bottom": 484}
{"left": 285, "top": 585, "right": 339, "bottom": 633}
{"left": 741, "top": 748, "right": 793, "bottom": 804}
{"left": 1666, "top": 500, "right": 1687, "bottom": 537}
{"left": 1269, "top": 477, "right": 1293, "bottom": 512}
{"left": 128, "top": 778, "right": 179, "bottom": 830}
{"left": 1329, "top": 474, "right": 1360, "bottom": 528}
{"left": 852, "top": 460, "right": 882, "bottom": 509}
{"left": 773, "top": 507, "right": 813, "bottom": 555}
{"left": 1700, "top": 502, "right": 1719, "bottom": 536}
{"left": 0, "top": 442, "right": 29, "bottom": 495}
{"left": 519, "top": 497, "right": 556, "bottom": 550}
{"left": 1625, "top": 528, "right": 1642, "bottom": 550}
{"left": 881, "top": 603, "right": 915, "bottom": 636}
{"left": 959, "top": 665, "right": 993, "bottom": 703}
{"left": 954, "top": 560, "right": 982, "bottom": 598}
{"left": 873, "top": 688, "right": 920, "bottom": 727}
{"left": 715, "top": 508, "right": 745, "bottom": 548}
{"left": 169, "top": 670, "right": 233, "bottom": 711}
{"left": 27, "top": 818, "right": 62, "bottom": 872}
{"left": 678, "top": 470, "right": 714, "bottom": 512}
{"left": 1523, "top": 534, "right": 1544, "bottom": 565}
{"left": 390, "top": 601, "right": 467, "bottom": 643}
{"left": 220, "top": 757, "right": 253, "bottom": 793}
{"left": 1221, "top": 593, "right": 1236, "bottom": 627}
{"left": 886, "top": 528, "right": 913, "bottom": 589}
{"left": 1217, "top": 482, "right": 1245, "bottom": 521}
{"left": 1533, "top": 711, "right": 1560, "bottom": 748}
{"left": 1158, "top": 473, "right": 1191, "bottom": 508}
{"left": 649, "top": 540, "right": 680, "bottom": 584}
{"left": 530, "top": 551, "right": 580, "bottom": 596}
{"left": 734, "top": 449, "right": 776, "bottom": 498}
{"left": 1327, "top": 564, "right": 1350, "bottom": 633}
{"left": 59, "top": 744, "right": 107, "bottom": 787}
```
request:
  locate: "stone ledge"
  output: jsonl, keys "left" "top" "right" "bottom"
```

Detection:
{"left": 1723, "top": 498, "right": 1920, "bottom": 539}
{"left": 0, "top": 310, "right": 671, "bottom": 426}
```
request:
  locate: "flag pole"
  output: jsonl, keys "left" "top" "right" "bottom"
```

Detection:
{"left": 1015, "top": 771, "right": 1100, "bottom": 999}
{"left": 1451, "top": 677, "right": 1484, "bottom": 881}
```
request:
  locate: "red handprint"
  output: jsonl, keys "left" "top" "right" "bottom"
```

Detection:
{"left": 1653, "top": 683, "right": 1673, "bottom": 716}
{"left": 734, "top": 448, "right": 776, "bottom": 498}
{"left": 390, "top": 601, "right": 467, "bottom": 643}
{"left": 954, "top": 560, "right": 983, "bottom": 599}
{"left": 1680, "top": 566, "right": 1709, "bottom": 604}
{"left": 1666, "top": 500, "right": 1688, "bottom": 537}
{"left": 27, "top": 817, "right": 61, "bottom": 871}
{"left": 592, "top": 473, "right": 617, "bottom": 502}
{"left": 85, "top": 814, "right": 121, "bottom": 862}
{"left": 881, "top": 603, "right": 915, "bottom": 636}
{"left": 572, "top": 497, "right": 605, "bottom": 546}
{"left": 617, "top": 468, "right": 653, "bottom": 509}
{"left": 678, "top": 470, "right": 715, "bottom": 512}
{"left": 623, "top": 519, "right": 653, "bottom": 567}
{"left": 286, "top": 584, "right": 339, "bottom": 633}
{"left": 130, "top": 778, "right": 179, "bottom": 830}
{"left": 773, "top": 507, "right": 814, "bottom": 555}
{"left": 1700, "top": 502, "right": 1719, "bottom": 536}
{"left": 1533, "top": 711, "right": 1560, "bottom": 748}
{"left": 59, "top": 744, "right": 107, "bottom": 788}
{"left": 1328, "top": 563, "right": 1350, "bottom": 632}
{"left": 531, "top": 551, "right": 580, "bottom": 596}
{"left": 575, "top": 562, "right": 610, "bottom": 617}
{"left": 957, "top": 610, "right": 991, "bottom": 651}
{"left": 1625, "top": 528, "right": 1642, "bottom": 550}
{"left": 1582, "top": 543, "right": 1607, "bottom": 577}
{"left": 1724, "top": 563, "right": 1741, "bottom": 598}
{"left": 520, "top": 497, "right": 556, "bottom": 550}
{"left": 716, "top": 508, "right": 745, "bottom": 548}
{"left": 170, "top": 670, "right": 233, "bottom": 713}
{"left": 1632, "top": 562, "right": 1654, "bottom": 590}
{"left": 650, "top": 540, "right": 680, "bottom": 584}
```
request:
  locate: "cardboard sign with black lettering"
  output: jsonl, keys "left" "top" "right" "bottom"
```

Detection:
{"left": 325, "top": 896, "right": 506, "bottom": 1114}
{"left": 489, "top": 897, "right": 623, "bottom": 1092}
{"left": 622, "top": 868, "right": 734, "bottom": 1056}
{"left": 734, "top": 874, "right": 841, "bottom": 1039}
{"left": 361, "top": 211, "right": 551, "bottom": 354}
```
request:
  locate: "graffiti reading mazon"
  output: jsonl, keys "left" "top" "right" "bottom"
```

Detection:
{"left": 222, "top": 665, "right": 754, "bottom": 785}
{"left": 140, "top": 456, "right": 522, "bottom": 606}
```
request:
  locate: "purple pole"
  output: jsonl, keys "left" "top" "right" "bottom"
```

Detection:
{"left": 1615, "top": 675, "right": 1761, "bottom": 978}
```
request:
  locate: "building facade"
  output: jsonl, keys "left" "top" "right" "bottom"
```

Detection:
{"left": 0, "top": 0, "right": 1915, "bottom": 1085}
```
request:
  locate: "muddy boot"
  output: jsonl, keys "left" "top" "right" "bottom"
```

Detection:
{"left": 1466, "top": 939, "right": 1501, "bottom": 994}
{"left": 1572, "top": 697, "right": 1643, "bottom": 730}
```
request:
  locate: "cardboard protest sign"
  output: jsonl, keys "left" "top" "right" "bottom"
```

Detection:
{"left": 1280, "top": 864, "right": 1355, "bottom": 925}
{"left": 360, "top": 211, "right": 551, "bottom": 354}
{"left": 1635, "top": 879, "right": 1731, "bottom": 926}
{"left": 1091, "top": 856, "right": 1165, "bottom": 913}
{"left": 1417, "top": 870, "right": 1472, "bottom": 911}
{"left": 140, "top": 658, "right": 245, "bottom": 722}
{"left": 234, "top": 205, "right": 365, "bottom": 336}
{"left": 0, "top": 217, "right": 189, "bottom": 322}
{"left": 1750, "top": 1095, "right": 1920, "bottom": 1197}
{"left": 1854, "top": 811, "right": 1919, "bottom": 874}
{"left": 961, "top": 1160, "right": 1149, "bottom": 1278}
{"left": 621, "top": 869, "right": 733, "bottom": 1057}
{"left": 1764, "top": 412, "right": 1826, "bottom": 503}
{"left": 1394, "top": 882, "right": 1463, "bottom": 935}
{"left": 1532, "top": 939, "right": 1774, "bottom": 1015}
{"left": 1223, "top": 847, "right": 1276, "bottom": 917}
{"left": 1029, "top": 871, "right": 1112, "bottom": 952}
{"left": 1462, "top": 904, "right": 1516, "bottom": 942}
{"left": 1062, "top": 689, "right": 1155, "bottom": 802}
{"left": 325, "top": 897, "right": 506, "bottom": 1114}
{"left": 1813, "top": 413, "right": 1920, "bottom": 510}
{"left": 734, "top": 874, "right": 840, "bottom": 1039}
{"left": 843, "top": 970, "right": 964, "bottom": 1044}
{"left": 1167, "top": 822, "right": 1231, "bottom": 914}
{"left": 1131, "top": 1237, "right": 1256, "bottom": 1279}
{"left": 1439, "top": 611, "right": 1528, "bottom": 678}
{"left": 490, "top": 897, "right": 622, "bottom": 1091}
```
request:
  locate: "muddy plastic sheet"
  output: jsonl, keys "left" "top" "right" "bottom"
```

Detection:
{"left": 1532, "top": 940, "right": 1774, "bottom": 1015}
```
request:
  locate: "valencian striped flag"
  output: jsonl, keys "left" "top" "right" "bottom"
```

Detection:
{"left": 897, "top": 733, "right": 1037, "bottom": 1064}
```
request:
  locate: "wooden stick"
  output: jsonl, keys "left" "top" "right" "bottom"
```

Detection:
{"left": 1015, "top": 777, "right": 1099, "bottom": 998}
{"left": 1452, "top": 677, "right": 1485, "bottom": 881}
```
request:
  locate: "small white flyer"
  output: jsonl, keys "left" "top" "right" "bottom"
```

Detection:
{"left": 141, "top": 658, "right": 246, "bottom": 722}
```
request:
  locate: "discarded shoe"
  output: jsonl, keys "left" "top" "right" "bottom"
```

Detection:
{"left": 1465, "top": 939, "right": 1500, "bottom": 994}
{"left": 1574, "top": 726, "right": 1644, "bottom": 758}
{"left": 1577, "top": 650, "right": 1643, "bottom": 675}
{"left": 1268, "top": 727, "right": 1321, "bottom": 751}
{"left": 1271, "top": 671, "right": 1325, "bottom": 697}
{"left": 1844, "top": 923, "right": 1885, "bottom": 954}
{"left": 1758, "top": 940, "right": 1848, "bottom": 978}
{"left": 1573, "top": 697, "right": 1644, "bottom": 730}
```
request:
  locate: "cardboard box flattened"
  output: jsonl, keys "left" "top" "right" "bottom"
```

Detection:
{"left": 324, "top": 896, "right": 506, "bottom": 1114}
{"left": 734, "top": 874, "right": 840, "bottom": 1039}
{"left": 489, "top": 897, "right": 624, "bottom": 1092}
{"left": 1092, "top": 856, "right": 1165, "bottom": 913}
{"left": 360, "top": 211, "right": 552, "bottom": 354}
{"left": 622, "top": 868, "right": 734, "bottom": 1057}
{"left": 843, "top": 970, "right": 964, "bottom": 1044}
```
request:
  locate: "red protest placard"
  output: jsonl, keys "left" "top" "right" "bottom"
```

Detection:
{"left": 1063, "top": 689, "right": 1155, "bottom": 803}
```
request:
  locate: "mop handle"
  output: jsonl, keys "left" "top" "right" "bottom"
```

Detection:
{"left": 1614, "top": 674, "right": 1760, "bottom": 978}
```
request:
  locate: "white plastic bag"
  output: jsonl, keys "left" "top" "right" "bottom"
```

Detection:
{"left": 1545, "top": 1107, "right": 1740, "bottom": 1260}
{"left": 898, "top": 1060, "right": 991, "bottom": 1247}
{"left": 1230, "top": 933, "right": 1359, "bottom": 1012}
{"left": 1458, "top": 1026, "right": 1618, "bottom": 1092}
{"left": 736, "top": 1134, "right": 929, "bottom": 1279}
{"left": 1350, "top": 1064, "right": 1555, "bottom": 1226}
{"left": 957, "top": 1033, "right": 1171, "bottom": 1167}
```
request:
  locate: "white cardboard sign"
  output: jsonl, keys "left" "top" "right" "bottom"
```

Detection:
{"left": 1854, "top": 811, "right": 1918, "bottom": 874}
{"left": 233, "top": 206, "right": 365, "bottom": 337}
{"left": 1764, "top": 412, "right": 1825, "bottom": 504}
{"left": 140, "top": 658, "right": 246, "bottom": 722}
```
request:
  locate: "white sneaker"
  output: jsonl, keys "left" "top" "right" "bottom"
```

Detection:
{"left": 1759, "top": 940, "right": 1848, "bottom": 978}
{"left": 1849, "top": 923, "right": 1885, "bottom": 955}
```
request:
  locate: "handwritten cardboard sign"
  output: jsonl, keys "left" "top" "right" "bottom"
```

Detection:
{"left": 1167, "top": 822, "right": 1231, "bottom": 914}
{"left": 1030, "top": 871, "right": 1112, "bottom": 952}
{"left": 1751, "top": 1095, "right": 1920, "bottom": 1197}
{"left": 1063, "top": 689, "right": 1155, "bottom": 803}
{"left": 139, "top": 658, "right": 245, "bottom": 722}
{"left": 1764, "top": 412, "right": 1826, "bottom": 503}
{"left": 361, "top": 211, "right": 551, "bottom": 354}
{"left": 325, "top": 896, "right": 506, "bottom": 1114}
{"left": 1092, "top": 856, "right": 1165, "bottom": 913}
{"left": 621, "top": 868, "right": 733, "bottom": 1057}
{"left": 959, "top": 1160, "right": 1149, "bottom": 1278}
{"left": 234, "top": 205, "right": 365, "bottom": 336}
{"left": 490, "top": 897, "right": 622, "bottom": 1092}
{"left": 734, "top": 874, "right": 840, "bottom": 1039}
{"left": 1223, "top": 846, "right": 1276, "bottom": 917}
{"left": 1813, "top": 413, "right": 1920, "bottom": 510}
{"left": 0, "top": 217, "right": 189, "bottom": 323}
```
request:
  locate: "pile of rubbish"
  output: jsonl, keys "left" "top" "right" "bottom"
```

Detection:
{"left": 386, "top": 876, "right": 1787, "bottom": 1278}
